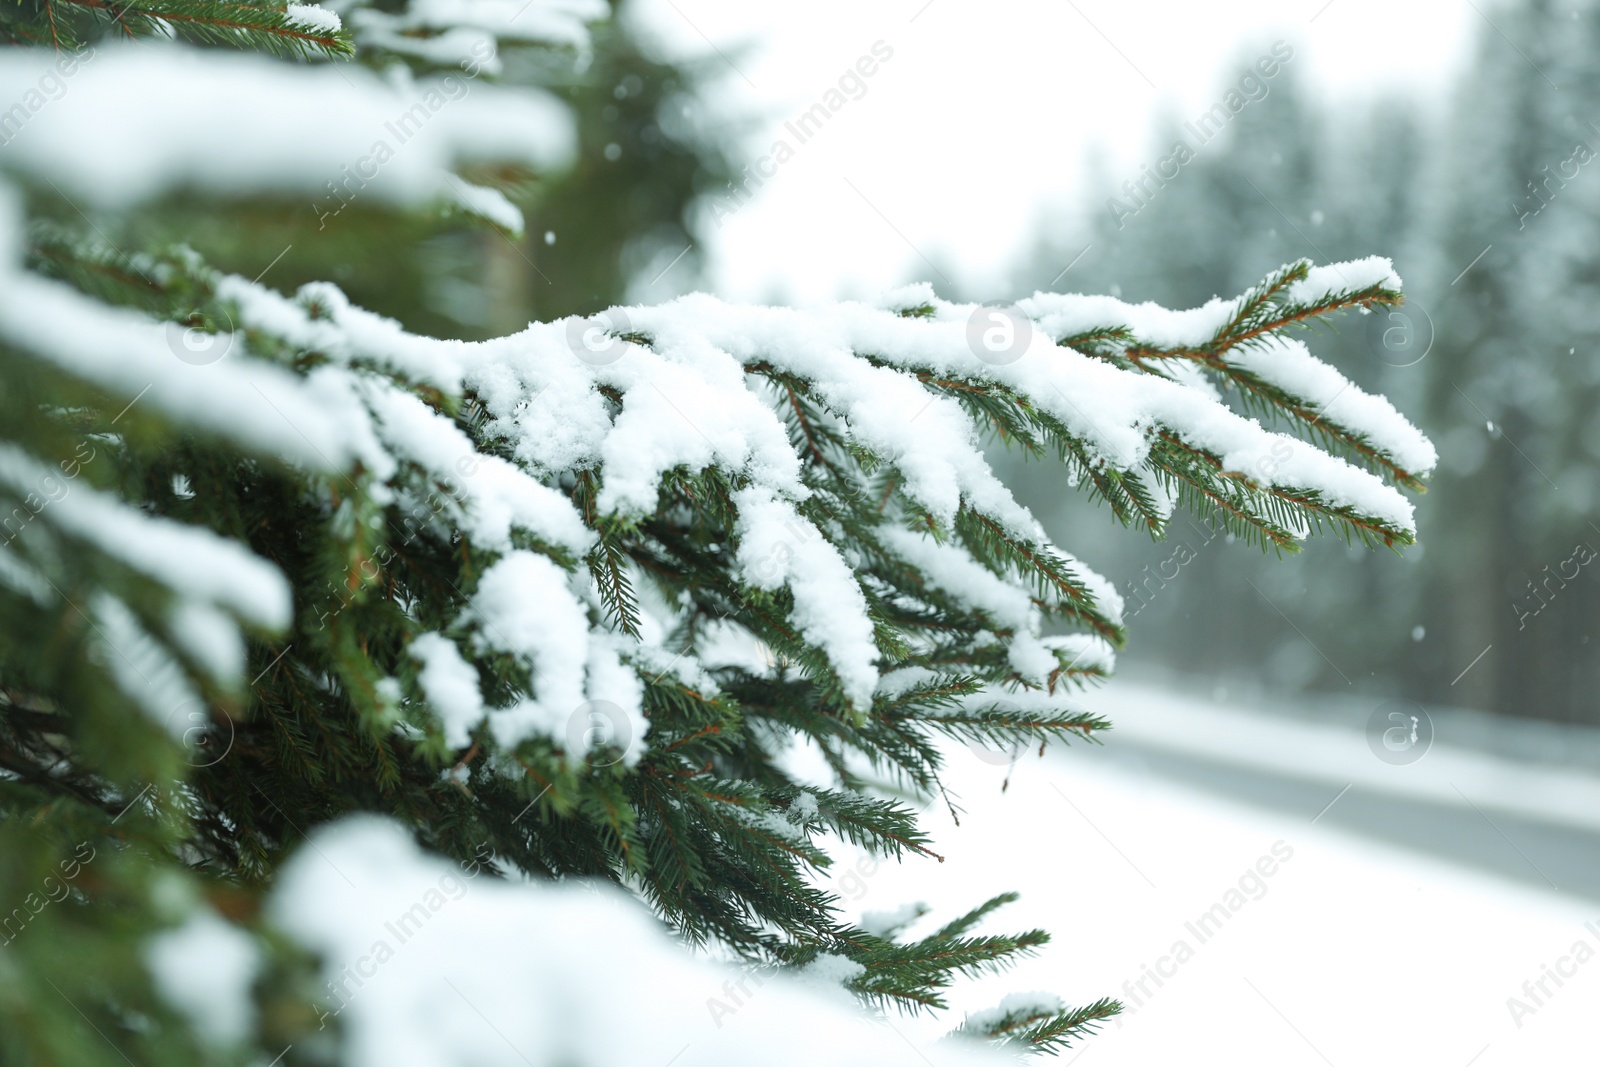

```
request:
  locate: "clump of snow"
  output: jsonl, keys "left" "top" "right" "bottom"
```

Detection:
{"left": 409, "top": 632, "right": 485, "bottom": 747}
{"left": 1024, "top": 291, "right": 1237, "bottom": 350}
{"left": 795, "top": 952, "right": 868, "bottom": 991}
{"left": 879, "top": 526, "right": 1034, "bottom": 631}
{"left": 92, "top": 592, "right": 202, "bottom": 737}
{"left": 349, "top": 0, "right": 603, "bottom": 71}
{"left": 963, "top": 990, "right": 1066, "bottom": 1033}
{"left": 1042, "top": 634, "right": 1117, "bottom": 676}
{"left": 733, "top": 486, "right": 878, "bottom": 708}
{"left": 284, "top": 2, "right": 342, "bottom": 33}
{"left": 1224, "top": 335, "right": 1438, "bottom": 476}
{"left": 1284, "top": 256, "right": 1401, "bottom": 306}
{"left": 0, "top": 45, "right": 574, "bottom": 209}
{"left": 268, "top": 816, "right": 1010, "bottom": 1067}
{"left": 472, "top": 551, "right": 589, "bottom": 744}
{"left": 145, "top": 910, "right": 262, "bottom": 1048}
{"left": 860, "top": 902, "right": 928, "bottom": 938}
{"left": 0, "top": 443, "right": 291, "bottom": 631}
{"left": 445, "top": 179, "right": 525, "bottom": 234}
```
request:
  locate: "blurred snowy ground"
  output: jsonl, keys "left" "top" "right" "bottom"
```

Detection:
{"left": 827, "top": 681, "right": 1600, "bottom": 1065}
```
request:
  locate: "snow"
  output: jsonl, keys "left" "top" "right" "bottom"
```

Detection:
{"left": 0, "top": 203, "right": 374, "bottom": 474}
{"left": 92, "top": 592, "right": 203, "bottom": 738}
{"left": 733, "top": 486, "right": 879, "bottom": 708}
{"left": 145, "top": 909, "right": 261, "bottom": 1048}
{"left": 1023, "top": 292, "right": 1237, "bottom": 351}
{"left": 167, "top": 601, "right": 247, "bottom": 685}
{"left": 795, "top": 951, "right": 867, "bottom": 990}
{"left": 878, "top": 526, "right": 1035, "bottom": 631}
{"left": 1224, "top": 335, "right": 1439, "bottom": 476}
{"left": 284, "top": 2, "right": 342, "bottom": 33}
{"left": 1090, "top": 681, "right": 1600, "bottom": 838}
{"left": 859, "top": 901, "right": 928, "bottom": 937}
{"left": 962, "top": 990, "right": 1065, "bottom": 1033}
{"left": 347, "top": 0, "right": 604, "bottom": 72}
{"left": 1049, "top": 546, "right": 1125, "bottom": 625}
{"left": 0, "top": 443, "right": 292, "bottom": 632}
{"left": 857, "top": 683, "right": 1600, "bottom": 1066}
{"left": 1042, "top": 633, "right": 1117, "bottom": 675}
{"left": 0, "top": 46, "right": 574, "bottom": 210}
{"left": 362, "top": 380, "right": 592, "bottom": 557}
{"left": 461, "top": 553, "right": 649, "bottom": 763}
{"left": 445, "top": 179, "right": 525, "bottom": 234}
{"left": 409, "top": 633, "right": 485, "bottom": 748}
{"left": 471, "top": 552, "right": 591, "bottom": 747}
{"left": 1284, "top": 255, "right": 1403, "bottom": 306}
{"left": 268, "top": 815, "right": 1012, "bottom": 1067}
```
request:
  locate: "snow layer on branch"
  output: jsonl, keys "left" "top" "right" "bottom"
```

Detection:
{"left": 217, "top": 278, "right": 470, "bottom": 392}
{"left": 445, "top": 179, "right": 525, "bottom": 233}
{"left": 409, "top": 633, "right": 485, "bottom": 748}
{"left": 1023, "top": 256, "right": 1402, "bottom": 350}
{"left": 0, "top": 45, "right": 573, "bottom": 209}
{"left": 472, "top": 552, "right": 590, "bottom": 745}
{"left": 269, "top": 816, "right": 1010, "bottom": 1067}
{"left": 465, "top": 553, "right": 648, "bottom": 761}
{"left": 1024, "top": 292, "right": 1237, "bottom": 350}
{"left": 878, "top": 527, "right": 1034, "bottom": 631}
{"left": 0, "top": 193, "right": 383, "bottom": 472}
{"left": 1042, "top": 634, "right": 1117, "bottom": 675}
{"left": 348, "top": 0, "right": 603, "bottom": 71}
{"left": 284, "top": 3, "right": 342, "bottom": 33}
{"left": 593, "top": 335, "right": 804, "bottom": 516}
{"left": 964, "top": 991, "right": 1066, "bottom": 1033}
{"left": 211, "top": 265, "right": 1420, "bottom": 541}
{"left": 92, "top": 593, "right": 202, "bottom": 737}
{"left": 1224, "top": 336, "right": 1438, "bottom": 475}
{"left": 363, "top": 379, "right": 593, "bottom": 556}
{"left": 626, "top": 291, "right": 1416, "bottom": 536}
{"left": 876, "top": 526, "right": 1087, "bottom": 683}
{"left": 1285, "top": 256, "right": 1401, "bottom": 305}
{"left": 950, "top": 684, "right": 1092, "bottom": 722}
{"left": 0, "top": 444, "right": 291, "bottom": 631}
{"left": 734, "top": 487, "right": 879, "bottom": 707}
{"left": 1046, "top": 546, "right": 1124, "bottom": 624}
{"left": 630, "top": 296, "right": 1043, "bottom": 537}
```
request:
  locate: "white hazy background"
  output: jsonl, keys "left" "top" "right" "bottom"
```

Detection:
{"left": 634, "top": 0, "right": 1475, "bottom": 304}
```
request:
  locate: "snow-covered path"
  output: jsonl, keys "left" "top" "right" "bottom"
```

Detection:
{"left": 847, "top": 683, "right": 1600, "bottom": 1065}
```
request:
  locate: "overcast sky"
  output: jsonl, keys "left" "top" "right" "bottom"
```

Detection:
{"left": 632, "top": 0, "right": 1478, "bottom": 304}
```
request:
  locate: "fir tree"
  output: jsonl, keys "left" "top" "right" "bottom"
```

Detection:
{"left": 0, "top": 4, "right": 1435, "bottom": 1065}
